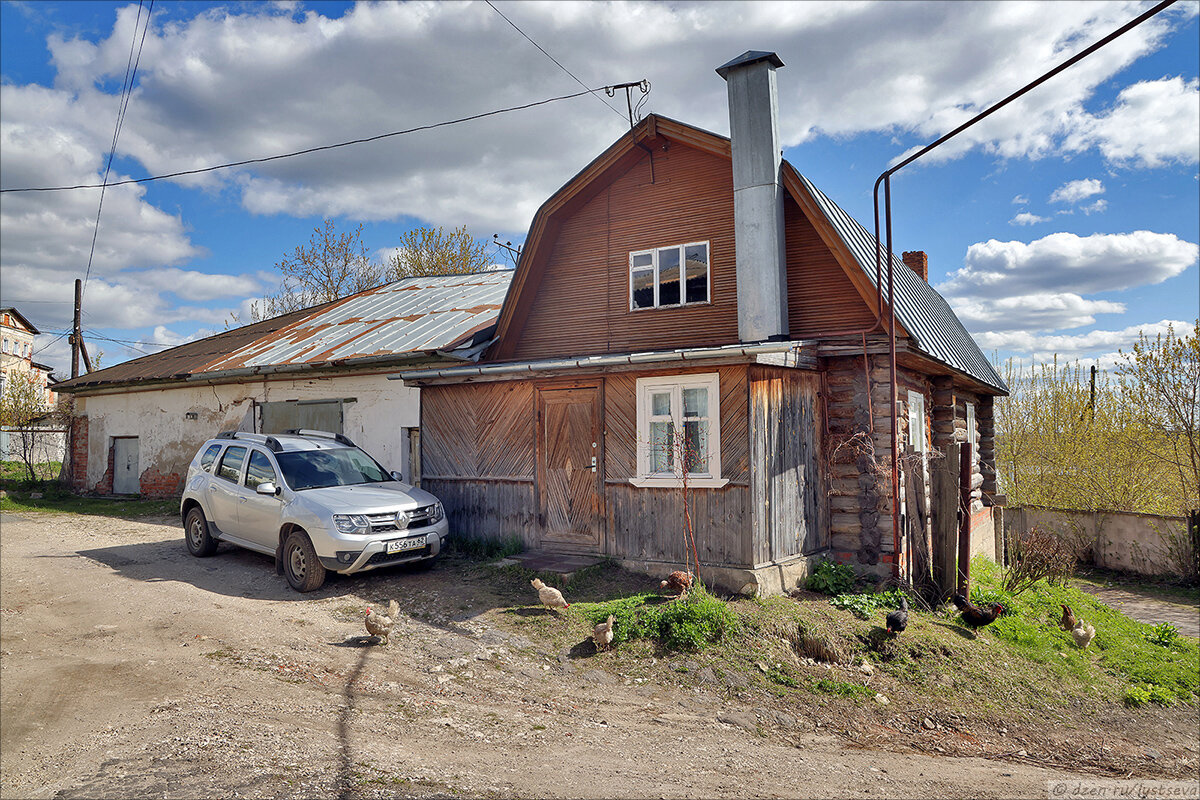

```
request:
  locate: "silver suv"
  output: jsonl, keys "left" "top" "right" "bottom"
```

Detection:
{"left": 180, "top": 429, "right": 447, "bottom": 592}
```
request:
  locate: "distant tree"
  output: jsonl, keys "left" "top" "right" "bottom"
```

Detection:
{"left": 0, "top": 370, "right": 61, "bottom": 482}
{"left": 1116, "top": 320, "right": 1200, "bottom": 514}
{"left": 384, "top": 225, "right": 494, "bottom": 279}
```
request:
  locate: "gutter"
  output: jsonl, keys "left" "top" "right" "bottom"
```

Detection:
{"left": 391, "top": 340, "right": 811, "bottom": 383}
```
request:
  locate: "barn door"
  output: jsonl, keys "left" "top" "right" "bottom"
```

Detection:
{"left": 537, "top": 386, "right": 602, "bottom": 553}
{"left": 112, "top": 437, "right": 139, "bottom": 495}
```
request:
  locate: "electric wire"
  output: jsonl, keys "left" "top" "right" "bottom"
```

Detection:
{"left": 2, "top": 86, "right": 619, "bottom": 194}
{"left": 82, "top": 0, "right": 154, "bottom": 298}
{"left": 483, "top": 0, "right": 626, "bottom": 122}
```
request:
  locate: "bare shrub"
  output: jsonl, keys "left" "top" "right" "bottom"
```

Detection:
{"left": 1003, "top": 525, "right": 1079, "bottom": 595}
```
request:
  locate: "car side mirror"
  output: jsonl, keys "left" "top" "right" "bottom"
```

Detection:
{"left": 256, "top": 482, "right": 280, "bottom": 496}
{"left": 390, "top": 471, "right": 404, "bottom": 482}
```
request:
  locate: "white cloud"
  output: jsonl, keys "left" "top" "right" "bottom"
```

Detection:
{"left": 1081, "top": 198, "right": 1107, "bottom": 215}
{"left": 1010, "top": 212, "right": 1048, "bottom": 226}
{"left": 941, "top": 231, "right": 1198, "bottom": 298}
{"left": 1011, "top": 194, "right": 1029, "bottom": 205}
{"left": 1065, "top": 76, "right": 1200, "bottom": 168}
{"left": 1050, "top": 178, "right": 1104, "bottom": 204}
{"left": 951, "top": 293, "right": 1125, "bottom": 333}
{"left": 134, "top": 268, "right": 263, "bottom": 301}
{"left": 976, "top": 319, "right": 1189, "bottom": 364}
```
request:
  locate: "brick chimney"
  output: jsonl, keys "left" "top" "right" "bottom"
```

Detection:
{"left": 716, "top": 51, "right": 788, "bottom": 343}
{"left": 902, "top": 250, "right": 928, "bottom": 282}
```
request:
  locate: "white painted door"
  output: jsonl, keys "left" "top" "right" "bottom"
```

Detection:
{"left": 112, "top": 437, "right": 139, "bottom": 494}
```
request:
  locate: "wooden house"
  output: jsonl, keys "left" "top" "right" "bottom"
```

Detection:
{"left": 397, "top": 52, "right": 1007, "bottom": 594}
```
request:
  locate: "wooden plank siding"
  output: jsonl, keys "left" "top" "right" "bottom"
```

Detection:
{"left": 419, "top": 365, "right": 763, "bottom": 567}
{"left": 509, "top": 142, "right": 741, "bottom": 360}
{"left": 749, "top": 367, "right": 827, "bottom": 566}
{"left": 784, "top": 195, "right": 877, "bottom": 337}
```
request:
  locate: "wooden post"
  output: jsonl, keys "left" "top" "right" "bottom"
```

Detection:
{"left": 957, "top": 442, "right": 973, "bottom": 595}
{"left": 932, "top": 442, "right": 960, "bottom": 595}
{"left": 71, "top": 279, "right": 82, "bottom": 380}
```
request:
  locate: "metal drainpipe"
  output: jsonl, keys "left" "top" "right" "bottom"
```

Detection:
{"left": 868, "top": 0, "right": 1175, "bottom": 581}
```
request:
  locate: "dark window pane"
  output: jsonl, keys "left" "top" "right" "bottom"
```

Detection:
{"left": 658, "top": 247, "right": 680, "bottom": 306}
{"left": 685, "top": 243, "right": 708, "bottom": 303}
{"left": 631, "top": 267, "right": 655, "bottom": 309}
{"left": 217, "top": 446, "right": 246, "bottom": 483}
{"left": 245, "top": 450, "right": 277, "bottom": 489}
{"left": 200, "top": 444, "right": 221, "bottom": 470}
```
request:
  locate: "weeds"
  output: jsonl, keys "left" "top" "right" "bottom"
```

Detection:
{"left": 579, "top": 584, "right": 739, "bottom": 652}
{"left": 447, "top": 535, "right": 523, "bottom": 561}
{"left": 806, "top": 559, "right": 855, "bottom": 596}
{"left": 1147, "top": 622, "right": 1180, "bottom": 648}
{"left": 830, "top": 589, "right": 908, "bottom": 620}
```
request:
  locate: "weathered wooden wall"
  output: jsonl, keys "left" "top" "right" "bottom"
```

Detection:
{"left": 749, "top": 367, "right": 826, "bottom": 566}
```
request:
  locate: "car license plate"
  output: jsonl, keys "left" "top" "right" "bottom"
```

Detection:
{"left": 386, "top": 535, "right": 425, "bottom": 555}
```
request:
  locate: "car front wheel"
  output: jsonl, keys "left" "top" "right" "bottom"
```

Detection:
{"left": 282, "top": 530, "right": 326, "bottom": 592}
{"left": 185, "top": 507, "right": 219, "bottom": 557}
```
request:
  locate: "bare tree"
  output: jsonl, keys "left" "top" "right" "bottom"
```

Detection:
{"left": 384, "top": 225, "right": 494, "bottom": 279}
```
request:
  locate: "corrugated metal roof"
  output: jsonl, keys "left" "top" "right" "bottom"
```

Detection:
{"left": 202, "top": 272, "right": 512, "bottom": 372}
{"left": 55, "top": 272, "right": 512, "bottom": 393}
{"left": 793, "top": 171, "right": 1008, "bottom": 393}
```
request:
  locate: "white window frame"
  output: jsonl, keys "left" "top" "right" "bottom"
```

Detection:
{"left": 631, "top": 372, "right": 727, "bottom": 489}
{"left": 628, "top": 241, "right": 711, "bottom": 311}
{"left": 907, "top": 390, "right": 927, "bottom": 454}
{"left": 964, "top": 401, "right": 977, "bottom": 455}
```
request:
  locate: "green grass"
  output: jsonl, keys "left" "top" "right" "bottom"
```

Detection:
{"left": 1, "top": 460, "right": 62, "bottom": 482}
{"left": 577, "top": 584, "right": 740, "bottom": 651}
{"left": 0, "top": 482, "right": 178, "bottom": 518}
{"left": 446, "top": 534, "right": 524, "bottom": 561}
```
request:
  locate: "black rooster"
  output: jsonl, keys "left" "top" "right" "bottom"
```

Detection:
{"left": 885, "top": 596, "right": 909, "bottom": 636}
{"left": 951, "top": 593, "right": 1003, "bottom": 628}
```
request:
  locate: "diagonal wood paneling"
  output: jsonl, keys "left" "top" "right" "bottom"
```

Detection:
{"left": 476, "top": 381, "right": 535, "bottom": 478}
{"left": 604, "top": 373, "right": 637, "bottom": 480}
{"left": 422, "top": 384, "right": 480, "bottom": 477}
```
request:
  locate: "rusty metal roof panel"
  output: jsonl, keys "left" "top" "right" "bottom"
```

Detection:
{"left": 201, "top": 271, "right": 512, "bottom": 372}
{"left": 793, "top": 170, "right": 1007, "bottom": 394}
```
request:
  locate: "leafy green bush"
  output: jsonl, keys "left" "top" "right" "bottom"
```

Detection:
{"left": 582, "top": 585, "right": 739, "bottom": 652}
{"left": 1124, "top": 683, "right": 1176, "bottom": 707}
{"left": 830, "top": 588, "right": 908, "bottom": 620}
{"left": 1147, "top": 622, "right": 1179, "bottom": 647}
{"left": 806, "top": 559, "right": 855, "bottom": 596}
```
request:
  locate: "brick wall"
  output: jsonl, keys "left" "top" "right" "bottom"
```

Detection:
{"left": 68, "top": 415, "right": 88, "bottom": 492}
{"left": 139, "top": 467, "right": 182, "bottom": 498}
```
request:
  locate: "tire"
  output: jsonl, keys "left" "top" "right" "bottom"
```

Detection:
{"left": 282, "top": 530, "right": 326, "bottom": 592}
{"left": 184, "top": 507, "right": 219, "bottom": 557}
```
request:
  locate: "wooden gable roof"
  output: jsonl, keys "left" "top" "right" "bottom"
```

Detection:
{"left": 488, "top": 114, "right": 1005, "bottom": 393}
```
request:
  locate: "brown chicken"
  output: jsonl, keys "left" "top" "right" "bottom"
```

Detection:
{"left": 1059, "top": 604, "right": 1077, "bottom": 631}
{"left": 365, "top": 599, "right": 400, "bottom": 645}
{"left": 951, "top": 593, "right": 1003, "bottom": 628}
{"left": 660, "top": 570, "right": 694, "bottom": 597}
{"left": 531, "top": 578, "right": 569, "bottom": 611}
{"left": 593, "top": 614, "right": 615, "bottom": 651}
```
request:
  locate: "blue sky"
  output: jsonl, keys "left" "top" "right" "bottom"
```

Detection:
{"left": 1, "top": 0, "right": 1196, "bottom": 376}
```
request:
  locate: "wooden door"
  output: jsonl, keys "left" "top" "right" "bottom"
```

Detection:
{"left": 537, "top": 386, "right": 602, "bottom": 552}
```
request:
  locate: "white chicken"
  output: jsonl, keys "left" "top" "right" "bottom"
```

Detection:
{"left": 1070, "top": 619, "right": 1096, "bottom": 649}
{"left": 593, "top": 614, "right": 615, "bottom": 651}
{"left": 531, "top": 578, "right": 569, "bottom": 612}
{"left": 365, "top": 599, "right": 400, "bottom": 645}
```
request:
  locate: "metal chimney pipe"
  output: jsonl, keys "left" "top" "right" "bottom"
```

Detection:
{"left": 716, "top": 51, "right": 789, "bottom": 343}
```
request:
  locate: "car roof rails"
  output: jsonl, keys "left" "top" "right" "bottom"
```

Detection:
{"left": 215, "top": 430, "right": 282, "bottom": 451}
{"left": 282, "top": 429, "right": 357, "bottom": 447}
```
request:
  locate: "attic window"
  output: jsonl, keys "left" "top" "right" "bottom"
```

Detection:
{"left": 629, "top": 242, "right": 709, "bottom": 310}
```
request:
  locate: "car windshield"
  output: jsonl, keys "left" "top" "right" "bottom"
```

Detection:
{"left": 275, "top": 447, "right": 390, "bottom": 491}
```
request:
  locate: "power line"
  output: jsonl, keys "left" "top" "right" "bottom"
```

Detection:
{"left": 484, "top": 1, "right": 626, "bottom": 122}
{"left": 2, "top": 86, "right": 621, "bottom": 194}
{"left": 83, "top": 0, "right": 154, "bottom": 298}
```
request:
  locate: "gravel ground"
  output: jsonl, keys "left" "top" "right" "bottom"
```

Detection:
{"left": 1, "top": 511, "right": 1193, "bottom": 799}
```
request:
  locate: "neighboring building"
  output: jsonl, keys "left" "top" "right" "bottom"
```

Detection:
{"left": 52, "top": 272, "right": 511, "bottom": 497}
{"left": 398, "top": 52, "right": 1007, "bottom": 594}
{"left": 1, "top": 307, "right": 65, "bottom": 464}
{"left": 1, "top": 307, "right": 57, "bottom": 407}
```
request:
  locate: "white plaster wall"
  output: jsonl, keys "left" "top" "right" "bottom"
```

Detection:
{"left": 77, "top": 372, "right": 420, "bottom": 491}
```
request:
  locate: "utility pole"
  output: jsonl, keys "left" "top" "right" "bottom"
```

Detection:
{"left": 71, "top": 279, "right": 82, "bottom": 380}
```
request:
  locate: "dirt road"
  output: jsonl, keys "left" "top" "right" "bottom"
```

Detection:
{"left": 0, "top": 511, "right": 1188, "bottom": 799}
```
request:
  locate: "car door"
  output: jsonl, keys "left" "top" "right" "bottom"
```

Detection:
{"left": 208, "top": 445, "right": 247, "bottom": 534}
{"left": 238, "top": 448, "right": 282, "bottom": 548}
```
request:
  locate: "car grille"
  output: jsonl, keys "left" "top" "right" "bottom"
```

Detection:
{"left": 364, "top": 504, "right": 438, "bottom": 532}
{"left": 366, "top": 545, "right": 431, "bottom": 566}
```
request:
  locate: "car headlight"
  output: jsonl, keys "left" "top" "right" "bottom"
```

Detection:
{"left": 333, "top": 514, "right": 369, "bottom": 534}
{"left": 430, "top": 502, "right": 444, "bottom": 523}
